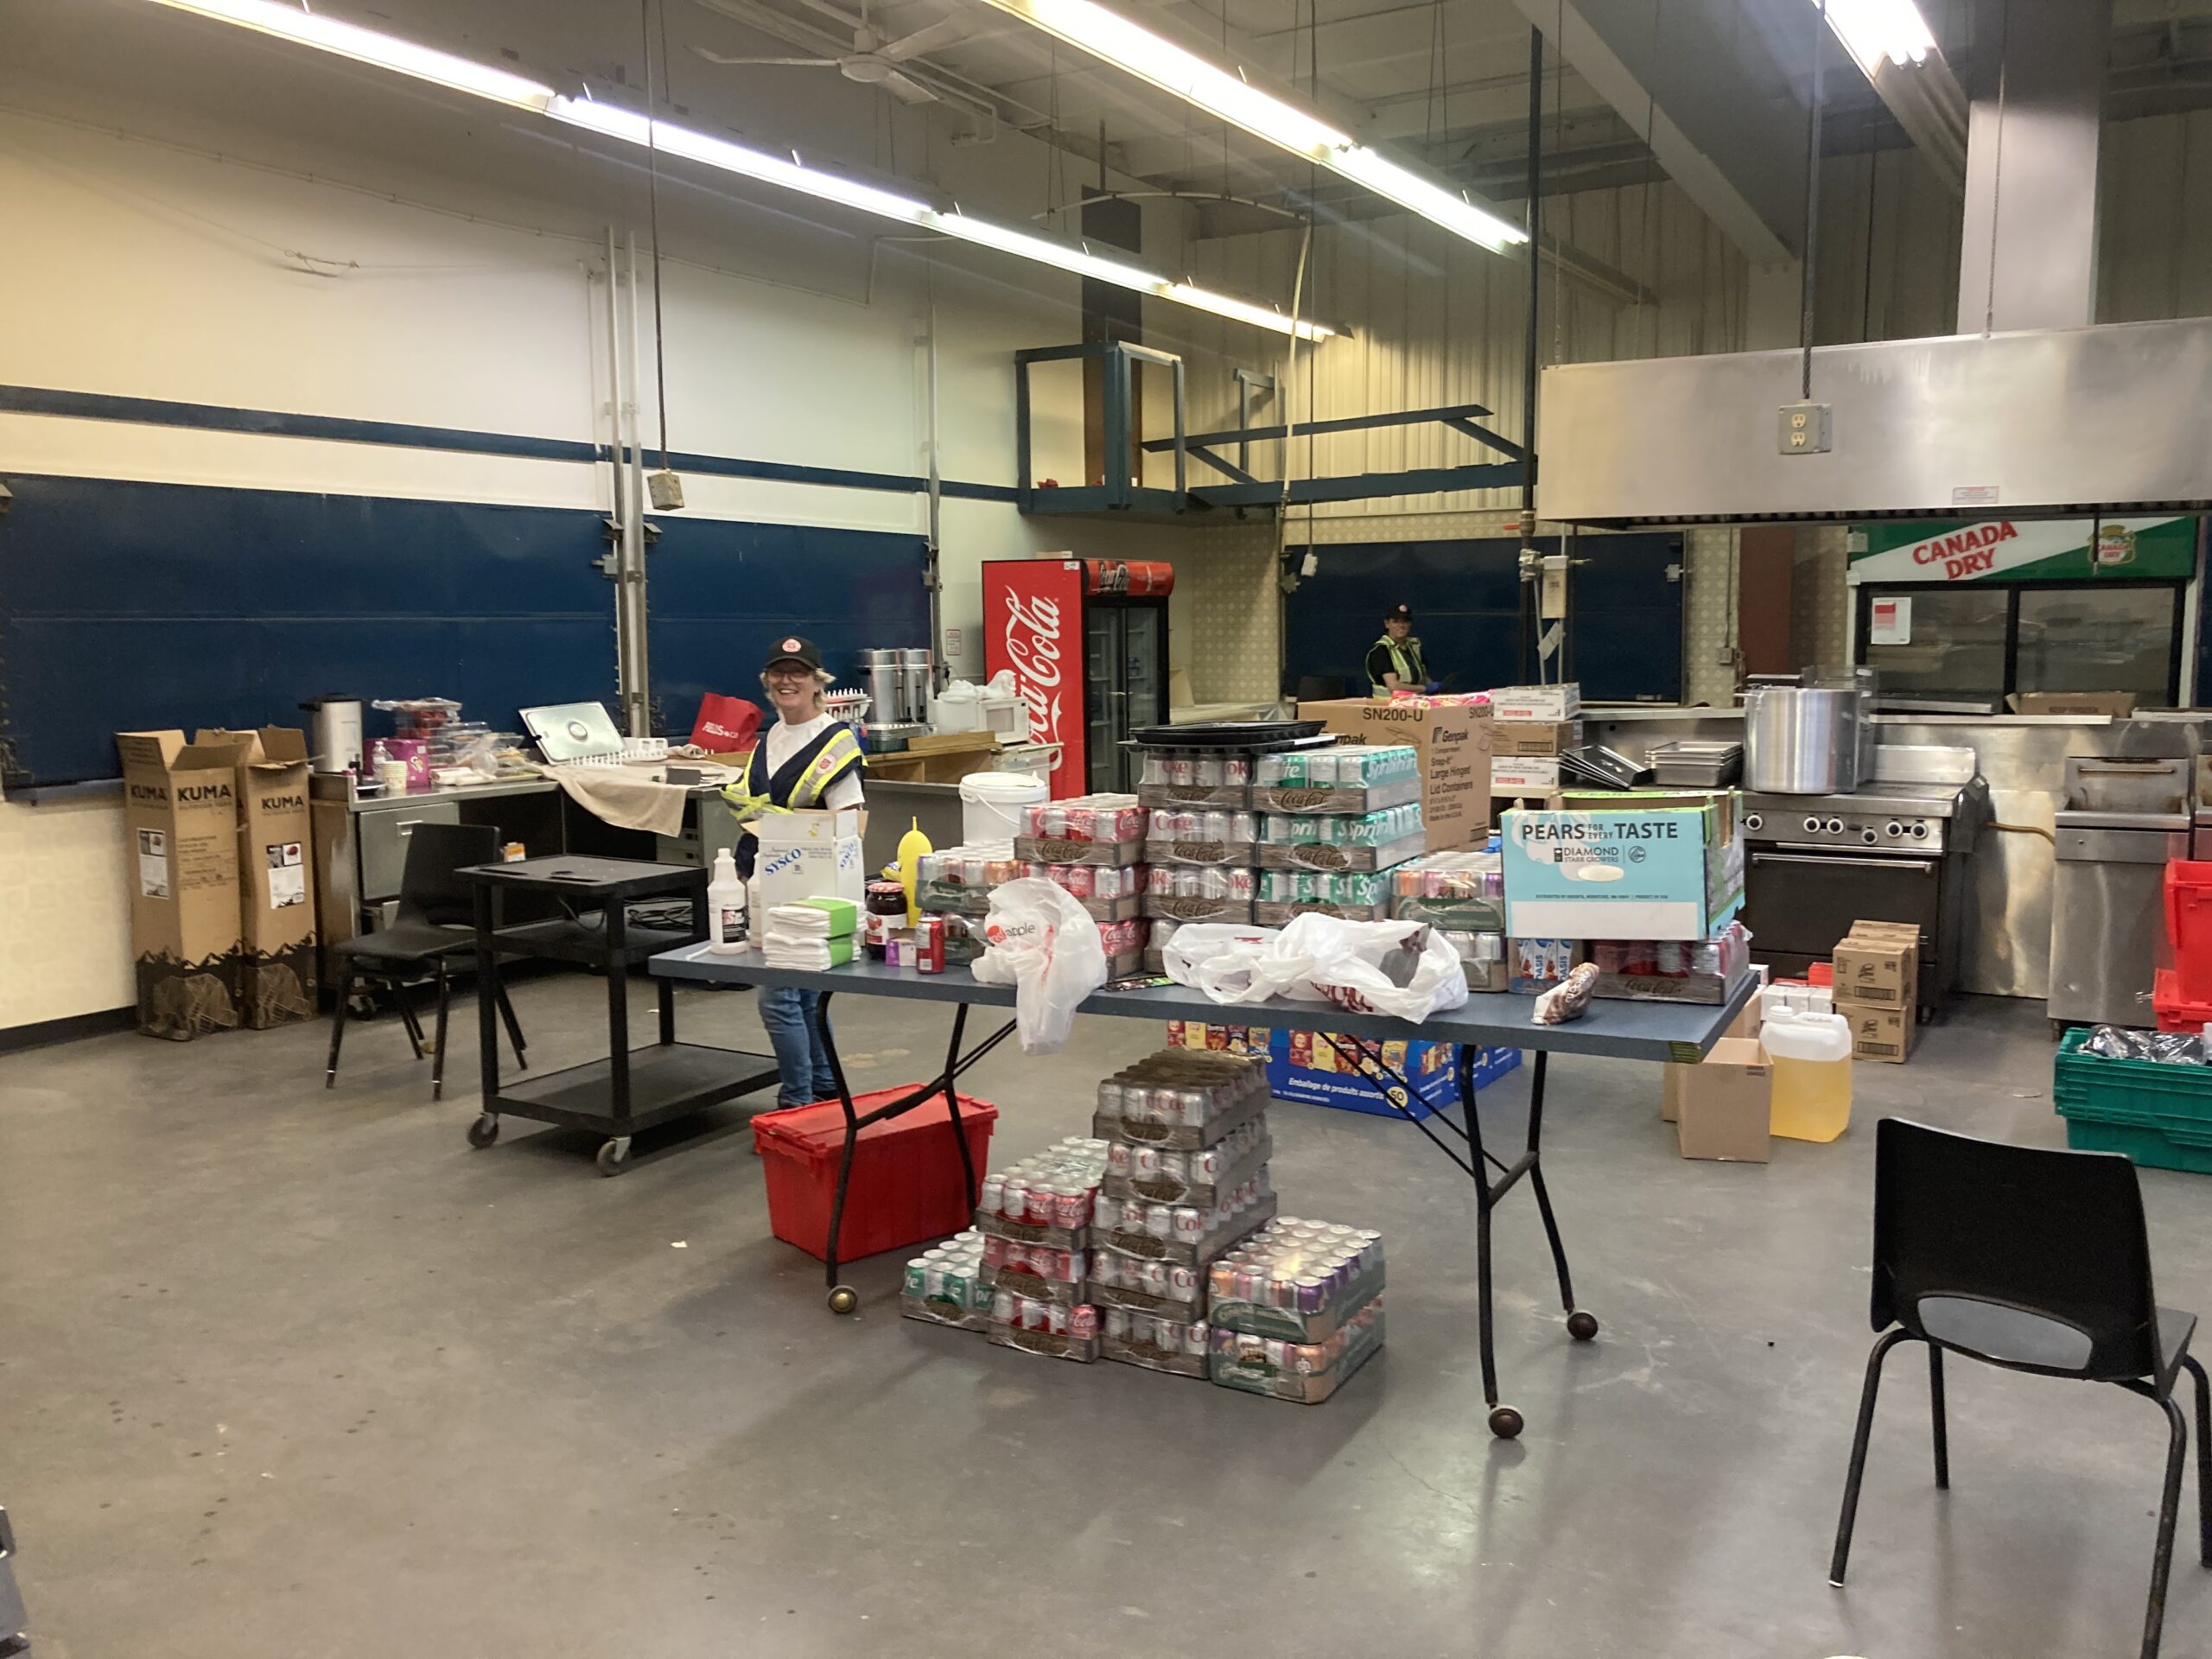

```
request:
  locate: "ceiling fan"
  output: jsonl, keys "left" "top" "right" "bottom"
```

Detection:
{"left": 691, "top": 0, "right": 975, "bottom": 105}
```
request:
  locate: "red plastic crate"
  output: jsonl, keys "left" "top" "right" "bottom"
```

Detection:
{"left": 1807, "top": 963, "right": 1834, "bottom": 988}
{"left": 2152, "top": 968, "right": 2212, "bottom": 1034}
{"left": 751, "top": 1086, "right": 996, "bottom": 1265}
{"left": 2166, "top": 861, "right": 2212, "bottom": 1006}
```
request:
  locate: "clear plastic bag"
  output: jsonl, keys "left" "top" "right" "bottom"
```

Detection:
{"left": 971, "top": 877, "right": 1108, "bottom": 1054}
{"left": 2085, "top": 1025, "right": 2209, "bottom": 1065}
{"left": 1164, "top": 913, "right": 1467, "bottom": 1023}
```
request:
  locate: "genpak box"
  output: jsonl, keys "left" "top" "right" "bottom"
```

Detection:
{"left": 116, "top": 730, "right": 245, "bottom": 1040}
{"left": 1296, "top": 698, "right": 1492, "bottom": 851}
{"left": 1501, "top": 804, "right": 1738, "bottom": 941}
{"left": 1490, "top": 683, "right": 1582, "bottom": 722}
{"left": 196, "top": 727, "right": 318, "bottom": 1027}
{"left": 1492, "top": 720, "right": 1583, "bottom": 758}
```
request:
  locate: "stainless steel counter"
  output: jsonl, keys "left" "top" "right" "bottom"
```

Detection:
{"left": 1583, "top": 707, "right": 2212, "bottom": 1001}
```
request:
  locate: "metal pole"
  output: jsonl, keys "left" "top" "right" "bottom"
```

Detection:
{"left": 625, "top": 232, "right": 652, "bottom": 737}
{"left": 1522, "top": 24, "right": 1542, "bottom": 523}
{"left": 925, "top": 304, "right": 944, "bottom": 686}
{"left": 1801, "top": 3, "right": 1827, "bottom": 400}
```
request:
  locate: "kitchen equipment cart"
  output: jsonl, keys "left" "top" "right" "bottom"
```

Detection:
{"left": 649, "top": 945, "right": 1755, "bottom": 1438}
{"left": 465, "top": 857, "right": 779, "bottom": 1174}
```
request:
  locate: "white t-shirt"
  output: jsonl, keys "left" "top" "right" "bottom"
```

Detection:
{"left": 762, "top": 712, "right": 865, "bottom": 810}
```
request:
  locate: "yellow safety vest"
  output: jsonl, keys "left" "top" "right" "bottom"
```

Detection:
{"left": 1370, "top": 635, "right": 1426, "bottom": 696}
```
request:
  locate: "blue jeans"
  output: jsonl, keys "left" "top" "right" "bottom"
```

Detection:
{"left": 760, "top": 987, "right": 837, "bottom": 1107}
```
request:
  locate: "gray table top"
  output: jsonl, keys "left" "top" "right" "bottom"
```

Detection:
{"left": 650, "top": 944, "right": 1755, "bottom": 1062}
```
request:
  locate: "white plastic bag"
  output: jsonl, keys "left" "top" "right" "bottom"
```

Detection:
{"left": 1165, "top": 912, "right": 1468, "bottom": 1023}
{"left": 971, "top": 877, "right": 1108, "bottom": 1054}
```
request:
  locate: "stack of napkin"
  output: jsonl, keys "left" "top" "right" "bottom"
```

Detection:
{"left": 763, "top": 897, "right": 859, "bottom": 969}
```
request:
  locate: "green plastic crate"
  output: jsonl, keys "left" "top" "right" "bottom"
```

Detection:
{"left": 2052, "top": 1029, "right": 2212, "bottom": 1174}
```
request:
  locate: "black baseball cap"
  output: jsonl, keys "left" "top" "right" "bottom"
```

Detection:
{"left": 764, "top": 635, "right": 823, "bottom": 673}
{"left": 1386, "top": 603, "right": 1414, "bottom": 622}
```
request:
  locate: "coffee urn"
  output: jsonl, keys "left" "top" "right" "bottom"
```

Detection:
{"left": 898, "top": 647, "right": 934, "bottom": 726}
{"left": 298, "top": 695, "right": 364, "bottom": 774}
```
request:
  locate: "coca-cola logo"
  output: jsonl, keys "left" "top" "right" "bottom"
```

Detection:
{"left": 1001, "top": 588, "right": 1065, "bottom": 751}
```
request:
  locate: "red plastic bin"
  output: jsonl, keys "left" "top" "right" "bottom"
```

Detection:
{"left": 2166, "top": 861, "right": 2212, "bottom": 1005}
{"left": 751, "top": 1086, "right": 996, "bottom": 1265}
{"left": 2152, "top": 968, "right": 2212, "bottom": 1034}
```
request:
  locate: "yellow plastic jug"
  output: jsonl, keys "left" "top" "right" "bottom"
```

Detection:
{"left": 1762, "top": 1010, "right": 1854, "bottom": 1142}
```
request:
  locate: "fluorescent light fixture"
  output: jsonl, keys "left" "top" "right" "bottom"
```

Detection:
{"left": 1817, "top": 0, "right": 1938, "bottom": 79}
{"left": 143, "top": 0, "right": 1332, "bottom": 339}
{"left": 145, "top": 0, "right": 556, "bottom": 108}
{"left": 976, "top": 0, "right": 1527, "bottom": 254}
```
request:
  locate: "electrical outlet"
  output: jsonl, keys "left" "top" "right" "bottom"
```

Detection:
{"left": 1777, "top": 402, "right": 1832, "bottom": 454}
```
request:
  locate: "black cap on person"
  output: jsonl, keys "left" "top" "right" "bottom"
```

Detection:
{"left": 764, "top": 635, "right": 823, "bottom": 673}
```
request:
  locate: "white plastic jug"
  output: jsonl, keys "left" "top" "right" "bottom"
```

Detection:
{"left": 1761, "top": 1008, "right": 1853, "bottom": 1142}
{"left": 959, "top": 770, "right": 1047, "bottom": 845}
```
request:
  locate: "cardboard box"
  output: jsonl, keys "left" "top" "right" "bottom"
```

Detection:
{"left": 1492, "top": 720, "right": 1583, "bottom": 758}
{"left": 758, "top": 834, "right": 866, "bottom": 910}
{"left": 1833, "top": 933, "right": 1916, "bottom": 1007}
{"left": 1491, "top": 683, "right": 1582, "bottom": 722}
{"left": 1844, "top": 1001, "right": 1914, "bottom": 1064}
{"left": 1492, "top": 758, "right": 1563, "bottom": 795}
{"left": 2009, "top": 691, "right": 2138, "bottom": 716}
{"left": 117, "top": 730, "right": 245, "bottom": 1040}
{"left": 1295, "top": 698, "right": 1492, "bottom": 851}
{"left": 1559, "top": 788, "right": 1738, "bottom": 849}
{"left": 1502, "top": 804, "right": 1739, "bottom": 941}
{"left": 195, "top": 728, "right": 319, "bottom": 1027}
{"left": 753, "top": 806, "right": 861, "bottom": 847}
{"left": 1668, "top": 1038, "right": 1771, "bottom": 1160}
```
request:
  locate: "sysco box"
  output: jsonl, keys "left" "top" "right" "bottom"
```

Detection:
{"left": 1501, "top": 804, "right": 1737, "bottom": 941}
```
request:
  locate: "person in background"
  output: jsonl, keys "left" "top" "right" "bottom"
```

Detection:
{"left": 728, "top": 636, "right": 866, "bottom": 1107}
{"left": 1367, "top": 603, "right": 1437, "bottom": 696}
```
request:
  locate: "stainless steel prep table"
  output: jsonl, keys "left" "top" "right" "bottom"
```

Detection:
{"left": 649, "top": 944, "right": 1757, "bottom": 1439}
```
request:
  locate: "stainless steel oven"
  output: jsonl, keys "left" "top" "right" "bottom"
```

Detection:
{"left": 1738, "top": 779, "right": 1982, "bottom": 1020}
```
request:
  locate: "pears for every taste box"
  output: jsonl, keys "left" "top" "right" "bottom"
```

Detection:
{"left": 117, "top": 731, "right": 245, "bottom": 1040}
{"left": 1501, "top": 803, "right": 1738, "bottom": 942}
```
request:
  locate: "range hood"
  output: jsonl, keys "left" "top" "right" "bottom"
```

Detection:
{"left": 1535, "top": 316, "right": 2212, "bottom": 529}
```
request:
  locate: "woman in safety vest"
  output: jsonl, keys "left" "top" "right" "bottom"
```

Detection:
{"left": 731, "top": 635, "right": 866, "bottom": 1107}
{"left": 1366, "top": 603, "right": 1436, "bottom": 696}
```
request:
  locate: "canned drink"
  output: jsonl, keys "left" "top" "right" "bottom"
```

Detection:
{"left": 1070, "top": 1304, "right": 1098, "bottom": 1341}
{"left": 1026, "top": 1183, "right": 1058, "bottom": 1228}
{"left": 1045, "top": 1302, "right": 1071, "bottom": 1337}
{"left": 1139, "top": 1257, "right": 1172, "bottom": 1293}
{"left": 1166, "top": 752, "right": 1196, "bottom": 787}
{"left": 1226, "top": 868, "right": 1256, "bottom": 901}
{"left": 992, "top": 1289, "right": 1016, "bottom": 1324}
{"left": 1224, "top": 753, "right": 1251, "bottom": 785}
{"left": 1167, "top": 1263, "right": 1199, "bottom": 1296}
{"left": 978, "top": 1174, "right": 1004, "bottom": 1216}
{"left": 915, "top": 915, "right": 945, "bottom": 975}
{"left": 1173, "top": 1206, "right": 1205, "bottom": 1244}
{"left": 1103, "top": 1306, "right": 1131, "bottom": 1341}
{"left": 1057, "top": 862, "right": 1096, "bottom": 899}
{"left": 1064, "top": 806, "right": 1096, "bottom": 842}
{"left": 1037, "top": 804, "right": 1068, "bottom": 838}
{"left": 903, "top": 1259, "right": 929, "bottom": 1298}
{"left": 1185, "top": 1319, "right": 1210, "bottom": 1356}
{"left": 1193, "top": 1147, "right": 1225, "bottom": 1185}
{"left": 940, "top": 1267, "right": 970, "bottom": 1306}
{"left": 1000, "top": 1176, "right": 1027, "bottom": 1221}
{"left": 1052, "top": 1186, "right": 1087, "bottom": 1230}
{"left": 1133, "top": 1146, "right": 1165, "bottom": 1181}
{"left": 1106, "top": 1142, "right": 1134, "bottom": 1179}
{"left": 1145, "top": 1205, "right": 1176, "bottom": 1242}
{"left": 981, "top": 1233, "right": 1007, "bottom": 1270}
{"left": 1194, "top": 753, "right": 1224, "bottom": 787}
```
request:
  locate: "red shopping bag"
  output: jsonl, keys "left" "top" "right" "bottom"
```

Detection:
{"left": 690, "top": 693, "right": 761, "bottom": 753}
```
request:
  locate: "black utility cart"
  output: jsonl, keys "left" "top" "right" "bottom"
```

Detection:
{"left": 463, "top": 855, "right": 779, "bottom": 1174}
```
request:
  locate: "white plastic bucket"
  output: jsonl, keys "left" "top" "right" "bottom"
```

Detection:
{"left": 959, "top": 770, "right": 1047, "bottom": 844}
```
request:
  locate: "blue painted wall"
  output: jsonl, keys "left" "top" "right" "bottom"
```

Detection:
{"left": 0, "top": 474, "right": 928, "bottom": 785}
{"left": 1284, "top": 534, "right": 1683, "bottom": 702}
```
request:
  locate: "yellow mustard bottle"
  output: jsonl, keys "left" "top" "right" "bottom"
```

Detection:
{"left": 897, "top": 817, "right": 932, "bottom": 927}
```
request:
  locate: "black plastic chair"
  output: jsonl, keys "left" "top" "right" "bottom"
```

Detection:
{"left": 1831, "top": 1118, "right": 2211, "bottom": 1659}
{"left": 324, "top": 822, "right": 528, "bottom": 1100}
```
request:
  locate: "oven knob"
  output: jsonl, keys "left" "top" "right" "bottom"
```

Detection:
{"left": 1861, "top": 828, "right": 1878, "bottom": 844}
{"left": 1803, "top": 817, "right": 1822, "bottom": 834}
{"left": 1910, "top": 822, "right": 1929, "bottom": 839}
{"left": 1824, "top": 817, "right": 1845, "bottom": 835}
{"left": 1743, "top": 812, "right": 1763, "bottom": 831}
{"left": 1886, "top": 821, "right": 1904, "bottom": 838}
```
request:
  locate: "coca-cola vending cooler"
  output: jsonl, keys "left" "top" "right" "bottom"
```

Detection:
{"left": 983, "top": 557, "right": 1172, "bottom": 797}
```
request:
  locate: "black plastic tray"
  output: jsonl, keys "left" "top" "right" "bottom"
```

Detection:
{"left": 1129, "top": 721, "right": 1325, "bottom": 751}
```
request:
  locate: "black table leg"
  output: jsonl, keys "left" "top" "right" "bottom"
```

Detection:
{"left": 469, "top": 886, "right": 502, "bottom": 1151}
{"left": 658, "top": 974, "right": 676, "bottom": 1046}
{"left": 939, "top": 1003, "right": 978, "bottom": 1208}
{"left": 815, "top": 992, "right": 863, "bottom": 1313}
{"left": 597, "top": 900, "right": 633, "bottom": 1176}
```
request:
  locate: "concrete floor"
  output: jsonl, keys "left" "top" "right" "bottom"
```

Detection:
{"left": 3, "top": 982, "right": 2209, "bottom": 1658}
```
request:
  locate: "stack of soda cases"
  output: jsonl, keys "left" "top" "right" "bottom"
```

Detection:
{"left": 1391, "top": 850, "right": 1508, "bottom": 991}
{"left": 899, "top": 1230, "right": 995, "bottom": 1332}
{"left": 1089, "top": 1047, "right": 1277, "bottom": 1377}
{"left": 1014, "top": 797, "right": 1152, "bottom": 973}
{"left": 971, "top": 1137, "right": 1109, "bottom": 1362}
{"left": 1207, "top": 1217, "right": 1387, "bottom": 1403}
{"left": 1136, "top": 748, "right": 1264, "bottom": 930}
